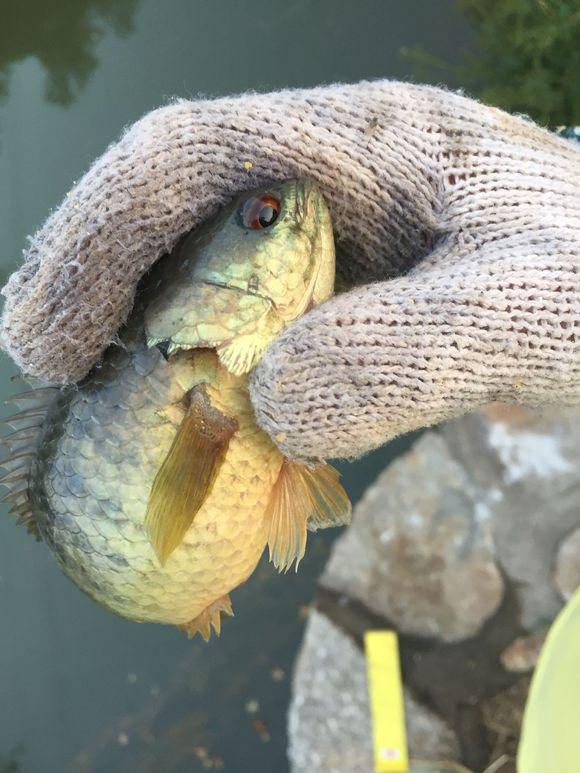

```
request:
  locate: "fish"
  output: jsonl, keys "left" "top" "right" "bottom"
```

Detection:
{"left": 0, "top": 179, "right": 351, "bottom": 640}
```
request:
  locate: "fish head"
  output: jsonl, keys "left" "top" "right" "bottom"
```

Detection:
{"left": 213, "top": 178, "right": 336, "bottom": 320}
{"left": 144, "top": 179, "right": 335, "bottom": 370}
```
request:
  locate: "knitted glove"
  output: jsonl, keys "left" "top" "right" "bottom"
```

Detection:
{"left": 1, "top": 81, "right": 578, "bottom": 460}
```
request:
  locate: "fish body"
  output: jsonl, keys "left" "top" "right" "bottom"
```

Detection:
{"left": 2, "top": 180, "right": 350, "bottom": 639}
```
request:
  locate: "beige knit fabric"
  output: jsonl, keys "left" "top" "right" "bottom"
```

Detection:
{"left": 1, "top": 80, "right": 579, "bottom": 459}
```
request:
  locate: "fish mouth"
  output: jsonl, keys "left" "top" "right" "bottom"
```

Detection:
{"left": 154, "top": 339, "right": 172, "bottom": 360}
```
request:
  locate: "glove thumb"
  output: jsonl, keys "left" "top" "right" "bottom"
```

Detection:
{"left": 250, "top": 246, "right": 579, "bottom": 461}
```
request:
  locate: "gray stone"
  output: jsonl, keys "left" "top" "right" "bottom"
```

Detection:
{"left": 290, "top": 405, "right": 580, "bottom": 770}
{"left": 500, "top": 632, "right": 547, "bottom": 673}
{"left": 288, "top": 610, "right": 460, "bottom": 773}
{"left": 322, "top": 433, "right": 504, "bottom": 642}
{"left": 323, "top": 405, "right": 580, "bottom": 639}
{"left": 446, "top": 404, "right": 580, "bottom": 630}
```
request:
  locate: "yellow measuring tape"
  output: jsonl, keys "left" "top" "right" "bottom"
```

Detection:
{"left": 364, "top": 630, "right": 409, "bottom": 773}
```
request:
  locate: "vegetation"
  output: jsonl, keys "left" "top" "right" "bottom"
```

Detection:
{"left": 0, "top": 0, "right": 138, "bottom": 104}
{"left": 402, "top": 0, "right": 580, "bottom": 126}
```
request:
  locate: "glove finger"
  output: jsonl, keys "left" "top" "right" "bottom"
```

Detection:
{"left": 2, "top": 79, "right": 574, "bottom": 386}
{"left": 0, "top": 81, "right": 442, "bottom": 384}
{"left": 250, "top": 243, "right": 579, "bottom": 461}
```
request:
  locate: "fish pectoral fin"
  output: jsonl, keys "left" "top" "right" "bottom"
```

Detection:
{"left": 217, "top": 333, "right": 268, "bottom": 376}
{"left": 217, "top": 310, "right": 284, "bottom": 376}
{"left": 145, "top": 387, "right": 237, "bottom": 566}
{"left": 266, "top": 460, "right": 352, "bottom": 573}
{"left": 178, "top": 594, "right": 234, "bottom": 641}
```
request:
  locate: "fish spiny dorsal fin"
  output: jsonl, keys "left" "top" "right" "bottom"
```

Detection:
{"left": 0, "top": 379, "right": 59, "bottom": 541}
{"left": 145, "top": 386, "right": 238, "bottom": 566}
{"left": 266, "top": 460, "right": 352, "bottom": 573}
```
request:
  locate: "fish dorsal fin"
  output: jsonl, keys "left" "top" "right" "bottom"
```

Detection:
{"left": 0, "top": 381, "right": 60, "bottom": 540}
{"left": 266, "top": 460, "right": 351, "bottom": 573}
{"left": 145, "top": 387, "right": 237, "bottom": 566}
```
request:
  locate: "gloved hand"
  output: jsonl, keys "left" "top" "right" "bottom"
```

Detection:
{"left": 2, "top": 81, "right": 578, "bottom": 460}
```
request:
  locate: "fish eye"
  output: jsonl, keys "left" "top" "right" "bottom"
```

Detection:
{"left": 241, "top": 195, "right": 280, "bottom": 230}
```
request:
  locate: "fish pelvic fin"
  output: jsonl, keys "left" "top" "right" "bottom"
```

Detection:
{"left": 266, "top": 460, "right": 352, "bottom": 573}
{"left": 0, "top": 380, "right": 59, "bottom": 540}
{"left": 178, "top": 594, "right": 234, "bottom": 641}
{"left": 145, "top": 386, "right": 237, "bottom": 566}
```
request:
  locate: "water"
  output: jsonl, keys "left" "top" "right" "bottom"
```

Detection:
{"left": 0, "top": 2, "right": 472, "bottom": 771}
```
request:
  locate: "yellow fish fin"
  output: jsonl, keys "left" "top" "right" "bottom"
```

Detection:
{"left": 518, "top": 587, "right": 580, "bottom": 772}
{"left": 217, "top": 309, "right": 283, "bottom": 375}
{"left": 266, "top": 460, "right": 352, "bottom": 573}
{"left": 178, "top": 594, "right": 234, "bottom": 642}
{"left": 217, "top": 333, "right": 269, "bottom": 375}
{"left": 145, "top": 388, "right": 237, "bottom": 566}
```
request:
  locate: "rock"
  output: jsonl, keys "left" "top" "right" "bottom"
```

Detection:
{"left": 447, "top": 405, "right": 580, "bottom": 630}
{"left": 554, "top": 527, "right": 580, "bottom": 601}
{"left": 480, "top": 678, "right": 531, "bottom": 764}
{"left": 290, "top": 405, "right": 580, "bottom": 770}
{"left": 288, "top": 610, "right": 460, "bottom": 773}
{"left": 321, "top": 433, "right": 504, "bottom": 642}
{"left": 500, "top": 633, "right": 547, "bottom": 673}
{"left": 323, "top": 405, "right": 580, "bottom": 639}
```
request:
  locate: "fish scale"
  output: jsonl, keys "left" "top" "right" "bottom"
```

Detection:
{"left": 31, "top": 333, "right": 282, "bottom": 625}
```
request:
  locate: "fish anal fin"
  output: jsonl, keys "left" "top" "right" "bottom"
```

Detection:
{"left": 266, "top": 460, "right": 352, "bottom": 573}
{"left": 145, "top": 387, "right": 237, "bottom": 566}
{"left": 178, "top": 594, "right": 234, "bottom": 641}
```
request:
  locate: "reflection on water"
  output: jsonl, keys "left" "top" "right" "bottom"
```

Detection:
{"left": 0, "top": 0, "right": 139, "bottom": 104}
{"left": 403, "top": 0, "right": 580, "bottom": 125}
{"left": 0, "top": 746, "right": 22, "bottom": 773}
